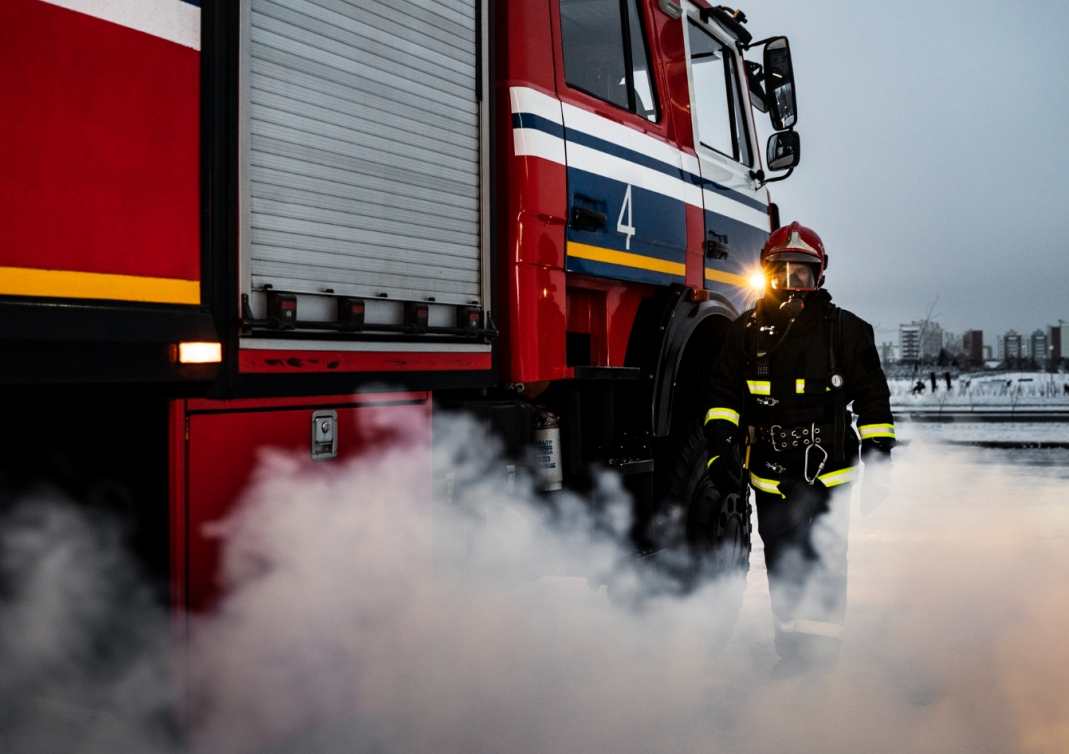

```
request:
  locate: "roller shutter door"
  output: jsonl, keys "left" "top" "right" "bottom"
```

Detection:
{"left": 246, "top": 0, "right": 481, "bottom": 306}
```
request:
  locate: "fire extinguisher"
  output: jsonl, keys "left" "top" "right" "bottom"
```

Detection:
{"left": 533, "top": 410, "right": 563, "bottom": 492}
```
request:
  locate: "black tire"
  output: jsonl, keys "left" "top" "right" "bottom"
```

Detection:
{"left": 650, "top": 419, "right": 752, "bottom": 589}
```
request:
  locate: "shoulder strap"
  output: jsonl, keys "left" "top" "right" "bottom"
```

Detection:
{"left": 826, "top": 306, "right": 847, "bottom": 463}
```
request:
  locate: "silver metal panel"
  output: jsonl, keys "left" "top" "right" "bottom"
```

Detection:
{"left": 254, "top": 3, "right": 473, "bottom": 90}
{"left": 250, "top": 66, "right": 478, "bottom": 148}
{"left": 250, "top": 138, "right": 478, "bottom": 208}
{"left": 251, "top": 48, "right": 476, "bottom": 136}
{"left": 245, "top": 0, "right": 482, "bottom": 307}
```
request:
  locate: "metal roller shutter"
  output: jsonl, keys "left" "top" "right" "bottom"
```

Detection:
{"left": 245, "top": 0, "right": 482, "bottom": 306}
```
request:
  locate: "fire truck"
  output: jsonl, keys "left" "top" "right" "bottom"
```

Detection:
{"left": 0, "top": 0, "right": 799, "bottom": 618}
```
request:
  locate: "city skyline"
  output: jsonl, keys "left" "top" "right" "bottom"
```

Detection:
{"left": 882, "top": 320, "right": 1069, "bottom": 366}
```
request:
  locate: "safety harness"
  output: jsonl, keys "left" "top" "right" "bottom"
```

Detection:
{"left": 743, "top": 301, "right": 846, "bottom": 464}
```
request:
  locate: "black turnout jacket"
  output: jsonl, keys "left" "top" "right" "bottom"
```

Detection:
{"left": 703, "top": 290, "right": 895, "bottom": 493}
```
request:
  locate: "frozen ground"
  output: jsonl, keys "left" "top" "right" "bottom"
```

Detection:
{"left": 889, "top": 373, "right": 1069, "bottom": 411}
{"left": 896, "top": 421, "right": 1069, "bottom": 445}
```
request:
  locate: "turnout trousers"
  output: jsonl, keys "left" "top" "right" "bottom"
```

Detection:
{"left": 752, "top": 478, "right": 852, "bottom": 667}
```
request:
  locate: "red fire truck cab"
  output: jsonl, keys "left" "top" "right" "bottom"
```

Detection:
{"left": 0, "top": 0, "right": 800, "bottom": 632}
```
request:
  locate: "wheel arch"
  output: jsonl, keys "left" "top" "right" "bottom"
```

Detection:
{"left": 625, "top": 285, "right": 737, "bottom": 439}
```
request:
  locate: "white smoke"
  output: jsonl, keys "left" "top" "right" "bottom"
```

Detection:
{"left": 2, "top": 415, "right": 1069, "bottom": 753}
{"left": 0, "top": 490, "right": 175, "bottom": 754}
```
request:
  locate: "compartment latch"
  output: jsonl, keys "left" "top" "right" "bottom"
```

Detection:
{"left": 311, "top": 410, "right": 338, "bottom": 461}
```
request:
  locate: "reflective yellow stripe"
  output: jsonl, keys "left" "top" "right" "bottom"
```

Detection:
{"left": 750, "top": 471, "right": 784, "bottom": 497}
{"left": 0, "top": 266, "right": 200, "bottom": 305}
{"left": 859, "top": 423, "right": 896, "bottom": 440}
{"left": 818, "top": 465, "right": 860, "bottom": 488}
{"left": 567, "top": 242, "right": 686, "bottom": 277}
{"left": 706, "top": 455, "right": 719, "bottom": 468}
{"left": 796, "top": 379, "right": 805, "bottom": 394}
{"left": 704, "top": 268, "right": 749, "bottom": 287}
{"left": 746, "top": 380, "right": 771, "bottom": 396}
{"left": 705, "top": 407, "right": 740, "bottom": 426}
{"left": 776, "top": 619, "right": 842, "bottom": 639}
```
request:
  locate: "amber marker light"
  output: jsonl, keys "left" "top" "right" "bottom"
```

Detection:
{"left": 177, "top": 342, "right": 222, "bottom": 364}
{"left": 748, "top": 272, "right": 767, "bottom": 291}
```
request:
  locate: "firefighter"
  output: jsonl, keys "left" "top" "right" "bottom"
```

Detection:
{"left": 702, "top": 222, "right": 895, "bottom": 674}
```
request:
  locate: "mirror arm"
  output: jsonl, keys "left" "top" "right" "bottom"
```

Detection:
{"left": 743, "top": 36, "right": 781, "bottom": 51}
{"left": 759, "top": 167, "right": 794, "bottom": 186}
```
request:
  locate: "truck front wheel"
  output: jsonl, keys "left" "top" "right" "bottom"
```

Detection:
{"left": 652, "top": 420, "right": 752, "bottom": 588}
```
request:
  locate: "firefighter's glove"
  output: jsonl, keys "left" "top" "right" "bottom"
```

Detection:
{"left": 860, "top": 439, "right": 893, "bottom": 516}
{"left": 704, "top": 419, "right": 741, "bottom": 493}
{"left": 706, "top": 447, "right": 744, "bottom": 496}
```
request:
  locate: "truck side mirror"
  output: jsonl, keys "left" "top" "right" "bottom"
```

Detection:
{"left": 766, "top": 131, "right": 800, "bottom": 171}
{"left": 763, "top": 37, "right": 797, "bottom": 130}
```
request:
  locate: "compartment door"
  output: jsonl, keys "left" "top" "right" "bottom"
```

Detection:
{"left": 172, "top": 393, "right": 431, "bottom": 751}
{"left": 242, "top": 0, "right": 483, "bottom": 307}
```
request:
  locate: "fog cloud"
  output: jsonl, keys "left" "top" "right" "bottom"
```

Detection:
{"left": 3, "top": 417, "right": 1069, "bottom": 753}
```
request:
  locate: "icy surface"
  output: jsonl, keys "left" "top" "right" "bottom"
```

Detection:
{"left": 898, "top": 421, "right": 1069, "bottom": 445}
{"left": 889, "top": 373, "right": 1069, "bottom": 411}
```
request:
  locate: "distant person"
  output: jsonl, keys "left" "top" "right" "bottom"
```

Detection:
{"left": 944, "top": 371, "right": 952, "bottom": 390}
{"left": 701, "top": 222, "right": 895, "bottom": 676}
{"left": 912, "top": 380, "right": 926, "bottom": 395}
{"left": 930, "top": 371, "right": 938, "bottom": 392}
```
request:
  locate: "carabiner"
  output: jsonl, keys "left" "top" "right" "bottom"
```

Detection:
{"left": 804, "top": 442, "right": 829, "bottom": 486}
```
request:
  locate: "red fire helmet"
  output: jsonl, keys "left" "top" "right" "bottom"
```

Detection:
{"left": 760, "top": 221, "right": 827, "bottom": 290}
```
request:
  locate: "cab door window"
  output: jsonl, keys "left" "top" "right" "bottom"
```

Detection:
{"left": 687, "top": 19, "right": 752, "bottom": 165}
{"left": 560, "top": 0, "right": 660, "bottom": 122}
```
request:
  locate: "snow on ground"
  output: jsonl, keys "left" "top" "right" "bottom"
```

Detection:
{"left": 889, "top": 372, "right": 1069, "bottom": 409}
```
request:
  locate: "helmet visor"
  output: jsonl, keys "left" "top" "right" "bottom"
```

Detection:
{"left": 767, "top": 260, "right": 819, "bottom": 291}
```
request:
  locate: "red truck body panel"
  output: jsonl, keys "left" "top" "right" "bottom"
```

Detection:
{"left": 172, "top": 392, "right": 431, "bottom": 614}
{"left": 0, "top": 0, "right": 200, "bottom": 305}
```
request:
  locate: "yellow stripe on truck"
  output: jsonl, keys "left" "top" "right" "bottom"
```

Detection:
{"left": 567, "top": 242, "right": 686, "bottom": 277}
{"left": 704, "top": 268, "right": 749, "bottom": 287}
{"left": 0, "top": 266, "right": 200, "bottom": 305}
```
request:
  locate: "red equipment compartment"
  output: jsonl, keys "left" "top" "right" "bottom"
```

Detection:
{"left": 0, "top": 0, "right": 200, "bottom": 305}
{"left": 171, "top": 392, "right": 432, "bottom": 614}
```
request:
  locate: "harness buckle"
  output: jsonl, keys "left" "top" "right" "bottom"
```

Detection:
{"left": 769, "top": 424, "right": 783, "bottom": 452}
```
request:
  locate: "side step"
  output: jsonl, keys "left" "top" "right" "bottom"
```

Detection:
{"left": 608, "top": 458, "right": 655, "bottom": 476}
{"left": 572, "top": 366, "right": 642, "bottom": 381}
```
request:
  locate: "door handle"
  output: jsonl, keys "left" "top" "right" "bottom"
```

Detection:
{"left": 705, "top": 232, "right": 730, "bottom": 260}
{"left": 571, "top": 206, "right": 607, "bottom": 231}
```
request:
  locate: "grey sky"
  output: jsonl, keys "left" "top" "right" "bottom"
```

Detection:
{"left": 746, "top": 0, "right": 1069, "bottom": 343}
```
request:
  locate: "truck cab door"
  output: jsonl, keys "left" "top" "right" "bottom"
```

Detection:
{"left": 555, "top": 0, "right": 688, "bottom": 287}
{"left": 680, "top": 4, "right": 771, "bottom": 313}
